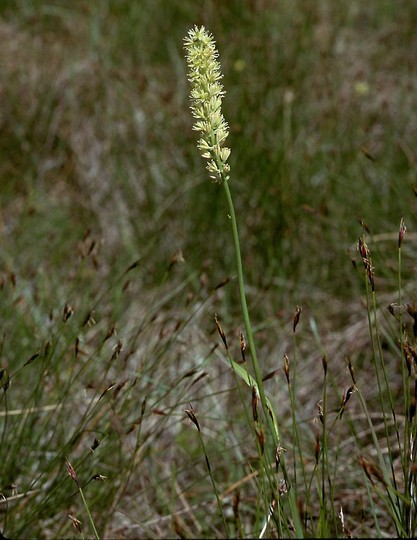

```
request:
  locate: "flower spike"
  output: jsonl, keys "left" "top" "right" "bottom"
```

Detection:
{"left": 184, "top": 26, "right": 231, "bottom": 182}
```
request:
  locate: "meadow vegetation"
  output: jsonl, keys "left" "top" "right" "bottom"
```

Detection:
{"left": 0, "top": 1, "right": 417, "bottom": 537}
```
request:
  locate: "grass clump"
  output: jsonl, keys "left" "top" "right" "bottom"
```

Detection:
{"left": 0, "top": 2, "right": 417, "bottom": 538}
{"left": 184, "top": 25, "right": 302, "bottom": 536}
{"left": 182, "top": 24, "right": 417, "bottom": 538}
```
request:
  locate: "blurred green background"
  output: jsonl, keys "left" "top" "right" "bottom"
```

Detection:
{"left": 1, "top": 0, "right": 416, "bottom": 308}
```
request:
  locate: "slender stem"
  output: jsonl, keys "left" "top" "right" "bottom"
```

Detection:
{"left": 222, "top": 178, "right": 273, "bottom": 440}
{"left": 197, "top": 429, "right": 230, "bottom": 537}
{"left": 221, "top": 176, "right": 304, "bottom": 538}
{"left": 78, "top": 485, "right": 100, "bottom": 540}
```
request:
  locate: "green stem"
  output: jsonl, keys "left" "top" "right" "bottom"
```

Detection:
{"left": 222, "top": 178, "right": 273, "bottom": 439}
{"left": 221, "top": 176, "right": 304, "bottom": 538}
{"left": 78, "top": 485, "right": 100, "bottom": 540}
{"left": 197, "top": 429, "right": 230, "bottom": 537}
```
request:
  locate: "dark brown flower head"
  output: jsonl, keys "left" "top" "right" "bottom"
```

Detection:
{"left": 293, "top": 305, "right": 302, "bottom": 333}
{"left": 399, "top": 218, "right": 406, "bottom": 248}
{"left": 357, "top": 236, "right": 375, "bottom": 291}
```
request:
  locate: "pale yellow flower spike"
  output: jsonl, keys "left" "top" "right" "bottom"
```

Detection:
{"left": 184, "top": 26, "right": 231, "bottom": 183}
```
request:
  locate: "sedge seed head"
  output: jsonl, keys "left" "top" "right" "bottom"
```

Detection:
{"left": 184, "top": 26, "right": 230, "bottom": 183}
{"left": 399, "top": 217, "right": 406, "bottom": 248}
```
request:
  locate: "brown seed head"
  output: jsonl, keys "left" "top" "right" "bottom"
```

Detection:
{"left": 406, "top": 303, "right": 417, "bottom": 337}
{"left": 24, "top": 353, "right": 39, "bottom": 367}
{"left": 0, "top": 369, "right": 10, "bottom": 392}
{"left": 402, "top": 338, "right": 416, "bottom": 377}
{"left": 185, "top": 403, "right": 200, "bottom": 431}
{"left": 68, "top": 512, "right": 82, "bottom": 533}
{"left": 63, "top": 302, "right": 74, "bottom": 322}
{"left": 283, "top": 354, "right": 290, "bottom": 384}
{"left": 239, "top": 332, "right": 246, "bottom": 363}
{"left": 275, "top": 445, "right": 284, "bottom": 472}
{"left": 347, "top": 358, "right": 356, "bottom": 384}
{"left": 214, "top": 314, "right": 228, "bottom": 350}
{"left": 359, "top": 455, "right": 386, "bottom": 486}
{"left": 322, "top": 354, "right": 328, "bottom": 376}
{"left": 399, "top": 218, "right": 406, "bottom": 248}
{"left": 338, "top": 385, "right": 355, "bottom": 418}
{"left": 316, "top": 400, "right": 324, "bottom": 424}
{"left": 65, "top": 460, "right": 79, "bottom": 487}
{"left": 232, "top": 490, "right": 240, "bottom": 520}
{"left": 168, "top": 250, "right": 185, "bottom": 272}
{"left": 357, "top": 237, "right": 375, "bottom": 291}
{"left": 256, "top": 426, "right": 266, "bottom": 454}
{"left": 293, "top": 305, "right": 302, "bottom": 333}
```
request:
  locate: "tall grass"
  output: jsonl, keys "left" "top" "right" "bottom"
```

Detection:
{"left": 0, "top": 1, "right": 416, "bottom": 537}
{"left": 182, "top": 24, "right": 417, "bottom": 538}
